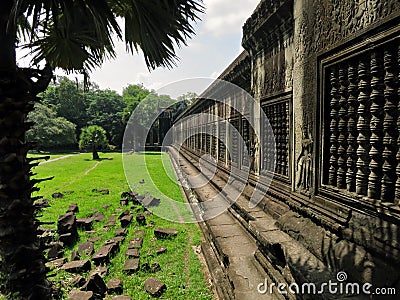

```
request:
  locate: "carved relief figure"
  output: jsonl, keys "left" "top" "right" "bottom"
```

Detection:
{"left": 296, "top": 118, "right": 313, "bottom": 194}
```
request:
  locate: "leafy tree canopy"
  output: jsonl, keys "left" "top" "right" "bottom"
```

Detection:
{"left": 26, "top": 103, "right": 76, "bottom": 149}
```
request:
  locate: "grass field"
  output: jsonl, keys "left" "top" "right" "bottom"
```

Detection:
{"left": 32, "top": 151, "right": 213, "bottom": 299}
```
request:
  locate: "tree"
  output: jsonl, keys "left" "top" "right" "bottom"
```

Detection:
{"left": 0, "top": 1, "right": 203, "bottom": 298}
{"left": 86, "top": 89, "right": 126, "bottom": 147}
{"left": 121, "top": 84, "right": 151, "bottom": 123}
{"left": 79, "top": 125, "right": 108, "bottom": 160}
{"left": 41, "top": 77, "right": 89, "bottom": 134}
{"left": 26, "top": 103, "right": 76, "bottom": 149}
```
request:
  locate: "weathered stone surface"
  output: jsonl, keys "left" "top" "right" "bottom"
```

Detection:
{"left": 71, "top": 250, "right": 81, "bottom": 261}
{"left": 82, "top": 273, "right": 107, "bottom": 297}
{"left": 136, "top": 213, "right": 146, "bottom": 226}
{"left": 106, "top": 214, "right": 117, "bottom": 226}
{"left": 128, "top": 238, "right": 143, "bottom": 249}
{"left": 59, "top": 232, "right": 77, "bottom": 246}
{"left": 102, "top": 204, "right": 111, "bottom": 210}
{"left": 113, "top": 236, "right": 125, "bottom": 244}
{"left": 76, "top": 218, "right": 94, "bottom": 230}
{"left": 88, "top": 236, "right": 101, "bottom": 243}
{"left": 67, "top": 203, "right": 79, "bottom": 213}
{"left": 78, "top": 242, "right": 94, "bottom": 256}
{"left": 143, "top": 197, "right": 160, "bottom": 207}
{"left": 133, "top": 230, "right": 145, "bottom": 237}
{"left": 92, "top": 188, "right": 109, "bottom": 195}
{"left": 61, "top": 260, "right": 91, "bottom": 273}
{"left": 154, "top": 228, "right": 178, "bottom": 239}
{"left": 46, "top": 257, "right": 67, "bottom": 268}
{"left": 125, "top": 249, "right": 140, "bottom": 258}
{"left": 68, "top": 289, "right": 93, "bottom": 300}
{"left": 70, "top": 275, "right": 86, "bottom": 288}
{"left": 118, "top": 210, "right": 130, "bottom": 219}
{"left": 91, "top": 266, "right": 108, "bottom": 278}
{"left": 123, "top": 259, "right": 140, "bottom": 273}
{"left": 120, "top": 215, "right": 133, "bottom": 227}
{"left": 106, "top": 278, "right": 123, "bottom": 294}
{"left": 151, "top": 262, "right": 161, "bottom": 273}
{"left": 144, "top": 210, "right": 153, "bottom": 216}
{"left": 144, "top": 277, "right": 166, "bottom": 296}
{"left": 92, "top": 242, "right": 119, "bottom": 265}
{"left": 92, "top": 212, "right": 105, "bottom": 222}
{"left": 156, "top": 246, "right": 167, "bottom": 255}
{"left": 115, "top": 228, "right": 128, "bottom": 236}
{"left": 58, "top": 212, "right": 77, "bottom": 234}
{"left": 52, "top": 192, "right": 64, "bottom": 199}
{"left": 48, "top": 242, "right": 64, "bottom": 260}
{"left": 120, "top": 198, "right": 129, "bottom": 206}
{"left": 85, "top": 230, "right": 96, "bottom": 235}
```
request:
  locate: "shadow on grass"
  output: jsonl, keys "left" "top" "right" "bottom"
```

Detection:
{"left": 83, "top": 157, "right": 114, "bottom": 162}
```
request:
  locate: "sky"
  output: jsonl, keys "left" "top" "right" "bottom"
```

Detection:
{"left": 60, "top": 0, "right": 260, "bottom": 95}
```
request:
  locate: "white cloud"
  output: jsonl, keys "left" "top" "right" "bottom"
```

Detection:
{"left": 202, "top": 0, "right": 259, "bottom": 36}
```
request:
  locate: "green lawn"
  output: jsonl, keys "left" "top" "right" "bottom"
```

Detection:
{"left": 33, "top": 152, "right": 213, "bottom": 299}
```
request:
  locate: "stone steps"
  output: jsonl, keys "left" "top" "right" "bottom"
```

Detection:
{"left": 171, "top": 147, "right": 338, "bottom": 300}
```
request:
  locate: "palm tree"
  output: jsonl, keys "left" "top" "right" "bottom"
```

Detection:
{"left": 0, "top": 1, "right": 203, "bottom": 298}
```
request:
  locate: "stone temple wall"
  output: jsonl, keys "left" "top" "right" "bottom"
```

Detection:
{"left": 174, "top": 0, "right": 400, "bottom": 297}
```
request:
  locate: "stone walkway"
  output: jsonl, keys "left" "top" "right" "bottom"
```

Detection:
{"left": 169, "top": 147, "right": 281, "bottom": 300}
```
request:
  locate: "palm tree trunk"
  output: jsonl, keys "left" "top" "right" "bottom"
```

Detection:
{"left": 0, "top": 3, "right": 53, "bottom": 299}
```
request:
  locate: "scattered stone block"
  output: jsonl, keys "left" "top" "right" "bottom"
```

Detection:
{"left": 136, "top": 214, "right": 146, "bottom": 226}
{"left": 92, "top": 188, "right": 109, "bottom": 195}
{"left": 71, "top": 250, "right": 81, "bottom": 261}
{"left": 67, "top": 203, "right": 79, "bottom": 213}
{"left": 68, "top": 289, "right": 93, "bottom": 300}
{"left": 125, "top": 249, "right": 140, "bottom": 258}
{"left": 156, "top": 246, "right": 167, "bottom": 255}
{"left": 143, "top": 197, "right": 160, "bottom": 208}
{"left": 118, "top": 210, "right": 130, "bottom": 219}
{"left": 112, "top": 296, "right": 131, "bottom": 300}
{"left": 78, "top": 242, "right": 94, "bottom": 256}
{"left": 47, "top": 257, "right": 67, "bottom": 268}
{"left": 107, "top": 278, "right": 123, "bottom": 294}
{"left": 144, "top": 277, "right": 166, "bottom": 296}
{"left": 128, "top": 238, "right": 143, "bottom": 249}
{"left": 52, "top": 192, "right": 64, "bottom": 199}
{"left": 92, "top": 212, "right": 105, "bottom": 222}
{"left": 133, "top": 230, "right": 145, "bottom": 237}
{"left": 154, "top": 228, "right": 178, "bottom": 239}
{"left": 58, "top": 212, "right": 77, "bottom": 235}
{"left": 123, "top": 259, "right": 140, "bottom": 273}
{"left": 92, "top": 243, "right": 119, "bottom": 265}
{"left": 115, "top": 228, "right": 128, "bottom": 236}
{"left": 113, "top": 236, "right": 125, "bottom": 244}
{"left": 61, "top": 260, "right": 91, "bottom": 273}
{"left": 82, "top": 273, "right": 107, "bottom": 297}
{"left": 48, "top": 242, "right": 64, "bottom": 260}
{"left": 102, "top": 204, "right": 111, "bottom": 210}
{"left": 144, "top": 210, "right": 153, "bottom": 216}
{"left": 85, "top": 230, "right": 96, "bottom": 235}
{"left": 59, "top": 232, "right": 77, "bottom": 246}
{"left": 106, "top": 214, "right": 116, "bottom": 226}
{"left": 70, "top": 275, "right": 86, "bottom": 288}
{"left": 91, "top": 266, "right": 108, "bottom": 278}
{"left": 120, "top": 215, "right": 133, "bottom": 227}
{"left": 120, "top": 198, "right": 129, "bottom": 206}
{"left": 151, "top": 262, "right": 161, "bottom": 273}
{"left": 88, "top": 236, "right": 101, "bottom": 243}
{"left": 76, "top": 218, "right": 94, "bottom": 231}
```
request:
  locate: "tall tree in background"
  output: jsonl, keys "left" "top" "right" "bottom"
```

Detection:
{"left": 0, "top": 1, "right": 203, "bottom": 298}
{"left": 79, "top": 125, "right": 108, "bottom": 160}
